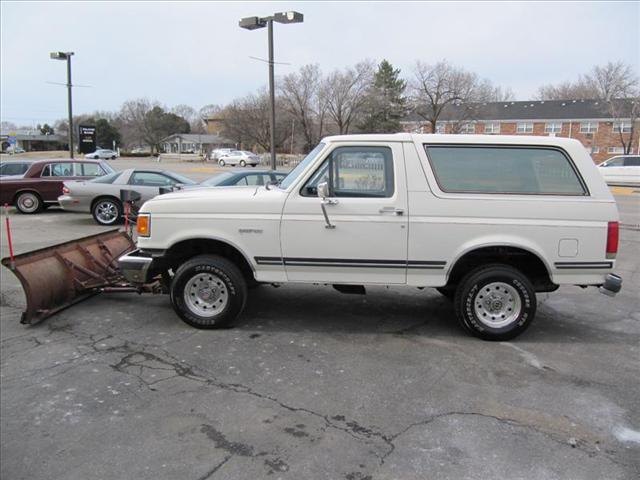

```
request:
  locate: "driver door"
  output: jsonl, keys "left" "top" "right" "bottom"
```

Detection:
{"left": 280, "top": 143, "right": 408, "bottom": 284}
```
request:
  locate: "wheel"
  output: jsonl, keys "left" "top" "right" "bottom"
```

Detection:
{"left": 15, "top": 192, "right": 43, "bottom": 214}
{"left": 251, "top": 164, "right": 257, "bottom": 168}
{"left": 170, "top": 255, "right": 247, "bottom": 329}
{"left": 454, "top": 264, "right": 536, "bottom": 341}
{"left": 92, "top": 198, "right": 123, "bottom": 225}
{"left": 436, "top": 286, "right": 455, "bottom": 301}
{"left": 219, "top": 159, "right": 226, "bottom": 167}
{"left": 239, "top": 160, "right": 246, "bottom": 167}
{"left": 111, "top": 155, "right": 116, "bottom": 160}
{"left": 93, "top": 155, "right": 100, "bottom": 159}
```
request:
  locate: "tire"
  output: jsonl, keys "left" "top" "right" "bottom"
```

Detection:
{"left": 239, "top": 160, "right": 246, "bottom": 167}
{"left": 92, "top": 197, "right": 123, "bottom": 225}
{"left": 454, "top": 264, "right": 536, "bottom": 341}
{"left": 251, "top": 164, "right": 257, "bottom": 168}
{"left": 15, "top": 191, "right": 43, "bottom": 214}
{"left": 111, "top": 155, "right": 116, "bottom": 160}
{"left": 170, "top": 255, "right": 247, "bottom": 329}
{"left": 93, "top": 155, "right": 100, "bottom": 159}
{"left": 218, "top": 159, "right": 225, "bottom": 167}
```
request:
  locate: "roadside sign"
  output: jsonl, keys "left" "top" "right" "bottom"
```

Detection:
{"left": 78, "top": 125, "right": 96, "bottom": 154}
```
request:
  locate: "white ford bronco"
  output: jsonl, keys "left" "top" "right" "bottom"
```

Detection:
{"left": 118, "top": 134, "right": 622, "bottom": 340}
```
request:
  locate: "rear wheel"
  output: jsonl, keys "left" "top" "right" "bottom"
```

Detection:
{"left": 92, "top": 198, "right": 123, "bottom": 225}
{"left": 15, "top": 192, "right": 43, "bottom": 214}
{"left": 454, "top": 264, "right": 536, "bottom": 341}
{"left": 110, "top": 155, "right": 116, "bottom": 160}
{"left": 170, "top": 255, "right": 247, "bottom": 329}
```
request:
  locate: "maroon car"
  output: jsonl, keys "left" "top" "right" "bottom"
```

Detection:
{"left": 0, "top": 159, "right": 114, "bottom": 213}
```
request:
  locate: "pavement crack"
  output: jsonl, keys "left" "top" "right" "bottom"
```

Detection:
{"left": 196, "top": 455, "right": 231, "bottom": 480}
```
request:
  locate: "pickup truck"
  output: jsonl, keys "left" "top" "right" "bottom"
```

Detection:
{"left": 118, "top": 134, "right": 622, "bottom": 340}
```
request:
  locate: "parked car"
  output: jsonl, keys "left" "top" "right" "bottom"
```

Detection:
{"left": 85, "top": 149, "right": 118, "bottom": 160}
{"left": 5, "top": 146, "right": 26, "bottom": 155}
{"left": 217, "top": 150, "right": 260, "bottom": 167}
{"left": 598, "top": 155, "right": 640, "bottom": 187}
{"left": 0, "top": 160, "right": 34, "bottom": 177}
{"left": 0, "top": 159, "right": 114, "bottom": 213}
{"left": 211, "top": 148, "right": 233, "bottom": 160}
{"left": 58, "top": 168, "right": 198, "bottom": 225}
{"left": 200, "top": 170, "right": 287, "bottom": 187}
{"left": 118, "top": 133, "right": 622, "bottom": 340}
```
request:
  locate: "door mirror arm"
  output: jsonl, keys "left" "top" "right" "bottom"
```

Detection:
{"left": 317, "top": 181, "right": 336, "bottom": 229}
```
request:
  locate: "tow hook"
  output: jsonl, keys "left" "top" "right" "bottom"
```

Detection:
{"left": 599, "top": 273, "right": 622, "bottom": 297}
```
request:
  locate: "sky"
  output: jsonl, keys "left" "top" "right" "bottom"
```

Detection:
{"left": 1, "top": 1, "right": 639, "bottom": 127}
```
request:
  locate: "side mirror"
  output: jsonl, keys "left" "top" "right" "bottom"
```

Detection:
{"left": 173, "top": 183, "right": 185, "bottom": 190}
{"left": 317, "top": 181, "right": 330, "bottom": 199}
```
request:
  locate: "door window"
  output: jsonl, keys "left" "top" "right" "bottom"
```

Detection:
{"left": 244, "top": 174, "right": 266, "bottom": 186}
{"left": 129, "top": 172, "right": 173, "bottom": 186}
{"left": 79, "top": 163, "right": 105, "bottom": 176}
{"left": 42, "top": 163, "right": 74, "bottom": 177}
{"left": 302, "top": 146, "right": 394, "bottom": 198}
{"left": 623, "top": 157, "right": 640, "bottom": 166}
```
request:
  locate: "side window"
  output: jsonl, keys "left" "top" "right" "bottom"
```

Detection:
{"left": 245, "top": 174, "right": 264, "bottom": 186}
{"left": 48, "top": 163, "right": 74, "bottom": 176}
{"left": 302, "top": 146, "right": 394, "bottom": 198}
{"left": 80, "top": 163, "right": 104, "bottom": 176}
{"left": 425, "top": 145, "right": 586, "bottom": 195}
{"left": 604, "top": 157, "right": 624, "bottom": 167}
{"left": 41, "top": 165, "right": 51, "bottom": 177}
{"left": 624, "top": 157, "right": 640, "bottom": 166}
{"left": 129, "top": 172, "right": 173, "bottom": 187}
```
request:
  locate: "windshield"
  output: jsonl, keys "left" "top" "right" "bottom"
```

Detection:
{"left": 201, "top": 172, "right": 236, "bottom": 186}
{"left": 279, "top": 142, "right": 325, "bottom": 190}
{"left": 168, "top": 172, "right": 198, "bottom": 185}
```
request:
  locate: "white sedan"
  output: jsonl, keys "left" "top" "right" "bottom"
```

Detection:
{"left": 85, "top": 149, "right": 118, "bottom": 160}
{"left": 598, "top": 155, "right": 640, "bottom": 187}
{"left": 218, "top": 150, "right": 260, "bottom": 167}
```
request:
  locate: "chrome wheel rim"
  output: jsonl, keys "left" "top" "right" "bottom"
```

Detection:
{"left": 239, "top": 160, "right": 246, "bottom": 167}
{"left": 17, "top": 193, "right": 39, "bottom": 213}
{"left": 473, "top": 282, "right": 521, "bottom": 328}
{"left": 95, "top": 201, "right": 118, "bottom": 224}
{"left": 184, "top": 273, "right": 228, "bottom": 318}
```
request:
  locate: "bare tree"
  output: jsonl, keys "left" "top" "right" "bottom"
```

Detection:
{"left": 279, "top": 64, "right": 327, "bottom": 152}
{"left": 116, "top": 98, "right": 158, "bottom": 150}
{"left": 608, "top": 94, "right": 640, "bottom": 155}
{"left": 409, "top": 60, "right": 503, "bottom": 133}
{"left": 171, "top": 104, "right": 204, "bottom": 133}
{"left": 220, "top": 90, "right": 290, "bottom": 152}
{"left": 536, "top": 61, "right": 638, "bottom": 100}
{"left": 322, "top": 61, "right": 375, "bottom": 134}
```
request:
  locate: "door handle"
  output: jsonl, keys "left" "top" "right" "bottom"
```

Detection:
{"left": 379, "top": 207, "right": 404, "bottom": 215}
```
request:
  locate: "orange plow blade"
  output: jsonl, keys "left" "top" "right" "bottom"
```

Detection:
{"left": 1, "top": 230, "right": 135, "bottom": 325}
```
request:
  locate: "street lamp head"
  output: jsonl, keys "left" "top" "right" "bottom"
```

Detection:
{"left": 50, "top": 51, "right": 74, "bottom": 60}
{"left": 273, "top": 11, "right": 304, "bottom": 24}
{"left": 239, "top": 16, "right": 266, "bottom": 30}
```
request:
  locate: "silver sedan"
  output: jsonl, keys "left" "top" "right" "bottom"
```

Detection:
{"left": 217, "top": 150, "right": 261, "bottom": 167}
{"left": 58, "top": 168, "right": 197, "bottom": 225}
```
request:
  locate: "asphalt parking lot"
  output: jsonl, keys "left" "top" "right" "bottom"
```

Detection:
{"left": 1, "top": 173, "right": 638, "bottom": 479}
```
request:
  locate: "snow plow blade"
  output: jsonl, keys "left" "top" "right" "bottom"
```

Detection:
{"left": 1, "top": 230, "right": 135, "bottom": 325}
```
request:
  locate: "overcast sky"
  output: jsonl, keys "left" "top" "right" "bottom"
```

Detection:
{"left": 1, "top": 1, "right": 638, "bottom": 126}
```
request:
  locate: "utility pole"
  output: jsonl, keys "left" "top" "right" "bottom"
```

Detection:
{"left": 50, "top": 51, "right": 75, "bottom": 158}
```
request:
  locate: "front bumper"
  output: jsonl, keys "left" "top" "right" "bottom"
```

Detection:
{"left": 599, "top": 273, "right": 623, "bottom": 297}
{"left": 118, "top": 249, "right": 155, "bottom": 284}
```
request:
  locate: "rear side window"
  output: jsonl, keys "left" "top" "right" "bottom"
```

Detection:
{"left": 624, "top": 157, "right": 640, "bottom": 166}
{"left": 42, "top": 163, "right": 74, "bottom": 177}
{"left": 80, "top": 163, "right": 105, "bottom": 176}
{"left": 424, "top": 145, "right": 586, "bottom": 195}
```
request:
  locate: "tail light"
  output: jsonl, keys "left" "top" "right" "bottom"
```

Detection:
{"left": 62, "top": 186, "right": 70, "bottom": 194}
{"left": 606, "top": 221, "right": 619, "bottom": 259}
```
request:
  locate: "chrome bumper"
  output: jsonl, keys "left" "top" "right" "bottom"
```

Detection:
{"left": 599, "top": 273, "right": 623, "bottom": 297}
{"left": 118, "top": 249, "right": 154, "bottom": 284}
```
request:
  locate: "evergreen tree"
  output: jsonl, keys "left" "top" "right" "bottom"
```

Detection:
{"left": 358, "top": 60, "right": 407, "bottom": 133}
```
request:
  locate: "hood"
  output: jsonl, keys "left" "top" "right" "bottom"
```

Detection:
{"left": 141, "top": 185, "right": 288, "bottom": 215}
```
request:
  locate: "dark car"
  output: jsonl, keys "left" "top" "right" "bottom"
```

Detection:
{"left": 0, "top": 160, "right": 34, "bottom": 177}
{"left": 201, "top": 170, "right": 287, "bottom": 187}
{"left": 0, "top": 159, "right": 114, "bottom": 213}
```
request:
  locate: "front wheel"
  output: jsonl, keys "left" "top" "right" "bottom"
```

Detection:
{"left": 218, "top": 159, "right": 225, "bottom": 167}
{"left": 170, "top": 255, "right": 247, "bottom": 329}
{"left": 454, "top": 264, "right": 536, "bottom": 341}
{"left": 239, "top": 160, "right": 246, "bottom": 167}
{"left": 92, "top": 198, "right": 123, "bottom": 225}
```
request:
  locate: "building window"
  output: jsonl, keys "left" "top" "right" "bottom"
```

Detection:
{"left": 484, "top": 122, "right": 500, "bottom": 134}
{"left": 585, "top": 146, "right": 600, "bottom": 155}
{"left": 516, "top": 122, "right": 533, "bottom": 133}
{"left": 612, "top": 121, "right": 632, "bottom": 133}
{"left": 608, "top": 146, "right": 624, "bottom": 154}
{"left": 459, "top": 123, "right": 476, "bottom": 134}
{"left": 544, "top": 122, "right": 562, "bottom": 133}
{"left": 435, "top": 122, "right": 446, "bottom": 134}
{"left": 579, "top": 122, "right": 598, "bottom": 134}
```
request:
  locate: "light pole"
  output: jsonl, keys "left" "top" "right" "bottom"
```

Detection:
{"left": 239, "top": 11, "right": 303, "bottom": 170}
{"left": 50, "top": 51, "right": 75, "bottom": 158}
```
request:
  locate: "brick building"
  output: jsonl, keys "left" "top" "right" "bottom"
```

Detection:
{"left": 401, "top": 99, "right": 638, "bottom": 164}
